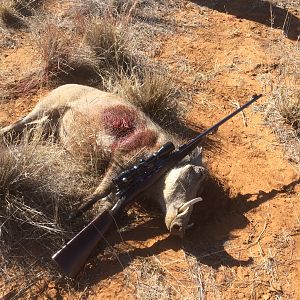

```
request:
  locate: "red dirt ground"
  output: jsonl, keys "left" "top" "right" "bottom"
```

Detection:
{"left": 1, "top": 1, "right": 299, "bottom": 299}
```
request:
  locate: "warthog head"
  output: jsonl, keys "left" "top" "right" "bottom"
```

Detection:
{"left": 160, "top": 146, "right": 207, "bottom": 237}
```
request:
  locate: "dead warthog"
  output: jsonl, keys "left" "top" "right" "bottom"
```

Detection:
{"left": 0, "top": 84, "right": 207, "bottom": 237}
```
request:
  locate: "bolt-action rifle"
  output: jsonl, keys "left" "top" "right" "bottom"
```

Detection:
{"left": 52, "top": 94, "right": 262, "bottom": 278}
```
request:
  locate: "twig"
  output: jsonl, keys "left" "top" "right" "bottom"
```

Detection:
{"left": 231, "top": 101, "right": 248, "bottom": 127}
{"left": 197, "top": 264, "right": 206, "bottom": 300}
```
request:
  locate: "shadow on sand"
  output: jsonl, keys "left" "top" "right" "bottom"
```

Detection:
{"left": 191, "top": 0, "right": 300, "bottom": 41}
{"left": 75, "top": 175, "right": 300, "bottom": 287}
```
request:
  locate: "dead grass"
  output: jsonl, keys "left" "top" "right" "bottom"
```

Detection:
{"left": 260, "top": 37, "right": 300, "bottom": 167}
{"left": 31, "top": 16, "right": 72, "bottom": 77}
{"left": 273, "top": 88, "right": 300, "bottom": 130}
{"left": 0, "top": 122, "right": 107, "bottom": 296}
{"left": 75, "top": 0, "right": 138, "bottom": 19}
{"left": 1, "top": 15, "right": 96, "bottom": 98}
{"left": 1, "top": 0, "right": 182, "bottom": 101}
{"left": 111, "top": 70, "right": 199, "bottom": 140}
{"left": 134, "top": 257, "right": 176, "bottom": 300}
{"left": 263, "top": 86, "right": 300, "bottom": 165}
{"left": 84, "top": 16, "right": 135, "bottom": 79}
{"left": 116, "top": 71, "right": 177, "bottom": 117}
{"left": 14, "top": 0, "right": 44, "bottom": 12}
{"left": 29, "top": 14, "right": 99, "bottom": 86}
{"left": 2, "top": 8, "right": 138, "bottom": 99}
{"left": 0, "top": 124, "right": 100, "bottom": 257}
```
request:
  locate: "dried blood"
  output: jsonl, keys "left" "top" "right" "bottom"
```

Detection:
{"left": 114, "top": 129, "right": 157, "bottom": 151}
{"left": 102, "top": 105, "right": 157, "bottom": 152}
{"left": 102, "top": 105, "right": 137, "bottom": 138}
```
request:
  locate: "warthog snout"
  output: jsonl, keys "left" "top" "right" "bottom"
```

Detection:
{"left": 166, "top": 197, "right": 203, "bottom": 238}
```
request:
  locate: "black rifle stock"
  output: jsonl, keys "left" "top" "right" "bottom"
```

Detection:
{"left": 52, "top": 94, "right": 262, "bottom": 278}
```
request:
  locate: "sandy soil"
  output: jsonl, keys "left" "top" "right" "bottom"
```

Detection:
{"left": 1, "top": 1, "right": 299, "bottom": 299}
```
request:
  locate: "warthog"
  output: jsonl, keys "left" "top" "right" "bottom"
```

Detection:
{"left": 0, "top": 84, "right": 207, "bottom": 237}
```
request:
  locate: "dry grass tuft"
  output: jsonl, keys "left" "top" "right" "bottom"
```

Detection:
{"left": 4, "top": 12, "right": 137, "bottom": 96}
{"left": 117, "top": 71, "right": 177, "bottom": 117}
{"left": 75, "top": 0, "right": 138, "bottom": 20}
{"left": 84, "top": 16, "right": 136, "bottom": 79}
{"left": 263, "top": 91, "right": 300, "bottom": 165}
{"left": 261, "top": 39, "right": 300, "bottom": 167}
{"left": 112, "top": 70, "right": 197, "bottom": 139}
{"left": 273, "top": 88, "right": 300, "bottom": 130}
{"left": 32, "top": 16, "right": 98, "bottom": 82}
{"left": 31, "top": 17, "right": 71, "bottom": 77}
{"left": 0, "top": 124, "right": 99, "bottom": 258}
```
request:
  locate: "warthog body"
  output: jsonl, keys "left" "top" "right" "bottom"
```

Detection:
{"left": 1, "top": 84, "right": 207, "bottom": 237}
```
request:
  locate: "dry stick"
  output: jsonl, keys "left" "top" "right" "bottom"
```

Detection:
{"left": 110, "top": 211, "right": 133, "bottom": 263}
{"left": 124, "top": 0, "right": 138, "bottom": 24}
{"left": 231, "top": 101, "right": 248, "bottom": 127}
{"left": 282, "top": 11, "right": 291, "bottom": 37}
{"left": 282, "top": 11, "right": 289, "bottom": 35}
{"left": 183, "top": 253, "right": 198, "bottom": 299}
{"left": 197, "top": 264, "right": 206, "bottom": 300}
{"left": 258, "top": 241, "right": 265, "bottom": 257}
{"left": 253, "top": 221, "right": 268, "bottom": 247}
{"left": 269, "top": 3, "right": 274, "bottom": 30}
{"left": 89, "top": 220, "right": 126, "bottom": 272}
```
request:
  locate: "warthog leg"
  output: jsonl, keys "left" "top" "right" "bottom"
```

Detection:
{"left": 0, "top": 108, "right": 66, "bottom": 141}
{"left": 71, "top": 162, "right": 124, "bottom": 218}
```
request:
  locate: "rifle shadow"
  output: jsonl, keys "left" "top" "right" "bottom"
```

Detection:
{"left": 76, "top": 175, "right": 300, "bottom": 287}
{"left": 191, "top": 0, "right": 300, "bottom": 41}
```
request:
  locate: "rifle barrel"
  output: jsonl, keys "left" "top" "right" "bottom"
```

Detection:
{"left": 172, "top": 94, "right": 263, "bottom": 161}
{"left": 192, "top": 94, "right": 262, "bottom": 142}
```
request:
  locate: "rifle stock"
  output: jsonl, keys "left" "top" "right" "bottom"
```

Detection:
{"left": 52, "top": 94, "right": 263, "bottom": 278}
{"left": 52, "top": 210, "right": 114, "bottom": 277}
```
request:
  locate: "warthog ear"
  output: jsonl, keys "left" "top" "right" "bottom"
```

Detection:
{"left": 189, "top": 146, "right": 203, "bottom": 165}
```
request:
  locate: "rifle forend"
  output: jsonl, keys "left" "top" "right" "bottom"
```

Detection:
{"left": 52, "top": 94, "right": 262, "bottom": 278}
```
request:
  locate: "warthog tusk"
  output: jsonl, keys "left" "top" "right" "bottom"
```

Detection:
{"left": 178, "top": 197, "right": 203, "bottom": 214}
